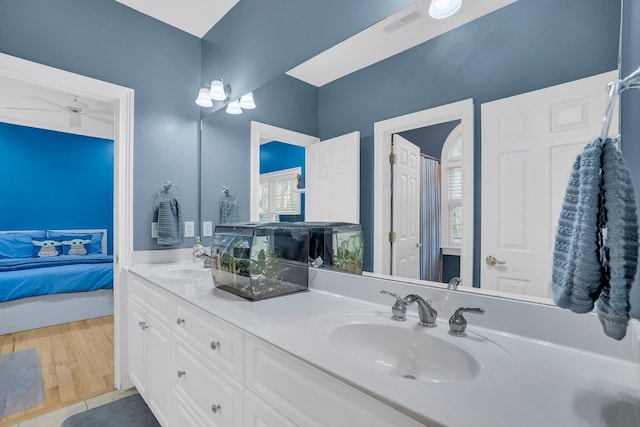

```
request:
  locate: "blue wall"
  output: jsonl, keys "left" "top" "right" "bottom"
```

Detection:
{"left": 0, "top": 0, "right": 202, "bottom": 250}
{"left": 317, "top": 0, "right": 620, "bottom": 283}
{"left": 0, "top": 123, "right": 114, "bottom": 254}
{"left": 260, "top": 141, "right": 305, "bottom": 176}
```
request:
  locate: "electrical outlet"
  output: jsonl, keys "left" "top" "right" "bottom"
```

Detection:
{"left": 202, "top": 221, "right": 213, "bottom": 237}
{"left": 151, "top": 222, "right": 158, "bottom": 238}
{"left": 184, "top": 221, "right": 195, "bottom": 238}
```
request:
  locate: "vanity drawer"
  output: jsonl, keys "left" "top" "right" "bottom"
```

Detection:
{"left": 129, "top": 275, "right": 174, "bottom": 324}
{"left": 245, "top": 336, "right": 424, "bottom": 427}
{"left": 174, "top": 337, "right": 243, "bottom": 427}
{"left": 174, "top": 301, "right": 244, "bottom": 383}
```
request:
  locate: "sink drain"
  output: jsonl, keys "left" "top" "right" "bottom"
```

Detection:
{"left": 403, "top": 374, "right": 416, "bottom": 380}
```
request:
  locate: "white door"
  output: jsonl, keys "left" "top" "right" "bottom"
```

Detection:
{"left": 306, "top": 131, "right": 360, "bottom": 223}
{"left": 391, "top": 135, "right": 421, "bottom": 279}
{"left": 481, "top": 70, "right": 619, "bottom": 298}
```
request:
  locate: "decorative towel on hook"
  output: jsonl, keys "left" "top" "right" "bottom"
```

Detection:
{"left": 219, "top": 187, "right": 239, "bottom": 224}
{"left": 156, "top": 182, "right": 184, "bottom": 246}
{"left": 552, "top": 137, "right": 639, "bottom": 340}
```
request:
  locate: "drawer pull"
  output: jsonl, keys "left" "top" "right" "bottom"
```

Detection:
{"left": 138, "top": 321, "right": 149, "bottom": 330}
{"left": 177, "top": 370, "right": 186, "bottom": 378}
{"left": 211, "top": 404, "right": 221, "bottom": 414}
{"left": 176, "top": 318, "right": 185, "bottom": 325}
{"left": 210, "top": 340, "right": 221, "bottom": 351}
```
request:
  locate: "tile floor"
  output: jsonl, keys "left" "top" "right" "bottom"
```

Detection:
{"left": 11, "top": 389, "right": 139, "bottom": 427}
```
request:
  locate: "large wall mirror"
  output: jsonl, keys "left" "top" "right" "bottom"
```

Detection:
{"left": 199, "top": 0, "right": 622, "bottom": 305}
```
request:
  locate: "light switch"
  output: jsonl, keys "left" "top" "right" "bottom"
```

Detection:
{"left": 184, "top": 221, "right": 195, "bottom": 238}
{"left": 202, "top": 221, "right": 213, "bottom": 237}
{"left": 151, "top": 222, "right": 158, "bottom": 238}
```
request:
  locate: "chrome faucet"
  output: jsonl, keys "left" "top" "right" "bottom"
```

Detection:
{"left": 195, "top": 246, "right": 212, "bottom": 269}
{"left": 380, "top": 291, "right": 437, "bottom": 327}
{"left": 403, "top": 294, "right": 438, "bottom": 328}
{"left": 448, "top": 307, "right": 485, "bottom": 337}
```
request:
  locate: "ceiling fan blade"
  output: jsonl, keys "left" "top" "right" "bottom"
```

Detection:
{"left": 4, "top": 107, "right": 61, "bottom": 112}
{"left": 85, "top": 115, "right": 114, "bottom": 125}
{"left": 84, "top": 108, "right": 113, "bottom": 115}
{"left": 29, "top": 95, "right": 66, "bottom": 110}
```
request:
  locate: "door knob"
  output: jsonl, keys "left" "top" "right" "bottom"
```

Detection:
{"left": 416, "top": 242, "right": 422, "bottom": 248}
{"left": 485, "top": 255, "right": 506, "bottom": 266}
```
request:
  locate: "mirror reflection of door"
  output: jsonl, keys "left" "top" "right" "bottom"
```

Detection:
{"left": 390, "top": 121, "right": 461, "bottom": 283}
{"left": 251, "top": 122, "right": 360, "bottom": 224}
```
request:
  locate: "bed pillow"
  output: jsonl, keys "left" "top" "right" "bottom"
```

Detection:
{"left": 32, "top": 239, "right": 63, "bottom": 257}
{"left": 48, "top": 231, "right": 104, "bottom": 255}
{"left": 0, "top": 231, "right": 47, "bottom": 258}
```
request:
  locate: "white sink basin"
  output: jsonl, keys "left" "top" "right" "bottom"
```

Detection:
{"left": 151, "top": 264, "right": 211, "bottom": 282}
{"left": 329, "top": 323, "right": 480, "bottom": 383}
{"left": 316, "top": 311, "right": 515, "bottom": 384}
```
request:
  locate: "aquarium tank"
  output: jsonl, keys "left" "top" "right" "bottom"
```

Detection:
{"left": 210, "top": 223, "right": 310, "bottom": 301}
{"left": 305, "top": 222, "right": 363, "bottom": 275}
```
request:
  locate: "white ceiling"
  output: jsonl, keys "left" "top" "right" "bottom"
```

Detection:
{"left": 114, "top": 0, "right": 239, "bottom": 38}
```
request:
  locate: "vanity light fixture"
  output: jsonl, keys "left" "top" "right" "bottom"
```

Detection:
{"left": 225, "top": 99, "right": 243, "bottom": 114}
{"left": 428, "top": 0, "right": 462, "bottom": 19}
{"left": 239, "top": 92, "right": 256, "bottom": 109}
{"left": 195, "top": 87, "right": 213, "bottom": 107}
{"left": 209, "top": 78, "right": 230, "bottom": 101}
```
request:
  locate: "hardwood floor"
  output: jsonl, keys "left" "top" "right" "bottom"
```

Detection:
{"left": 0, "top": 315, "right": 115, "bottom": 427}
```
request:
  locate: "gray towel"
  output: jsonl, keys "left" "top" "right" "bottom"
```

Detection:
{"left": 157, "top": 197, "right": 183, "bottom": 246}
{"left": 552, "top": 138, "right": 639, "bottom": 340}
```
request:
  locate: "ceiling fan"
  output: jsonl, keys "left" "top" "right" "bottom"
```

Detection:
{"left": 4, "top": 95, "right": 114, "bottom": 128}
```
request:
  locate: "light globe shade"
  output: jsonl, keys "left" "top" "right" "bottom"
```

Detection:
{"left": 195, "top": 88, "right": 213, "bottom": 107}
{"left": 239, "top": 92, "right": 256, "bottom": 109}
{"left": 226, "top": 100, "right": 243, "bottom": 114}
{"left": 429, "top": 0, "right": 462, "bottom": 19}
{"left": 209, "top": 79, "right": 227, "bottom": 101}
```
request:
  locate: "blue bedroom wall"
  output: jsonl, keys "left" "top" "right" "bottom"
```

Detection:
{"left": 199, "top": 74, "right": 318, "bottom": 228}
{"left": 0, "top": 122, "right": 114, "bottom": 254}
{"left": 317, "top": 0, "right": 620, "bottom": 283}
{"left": 0, "top": 0, "right": 202, "bottom": 251}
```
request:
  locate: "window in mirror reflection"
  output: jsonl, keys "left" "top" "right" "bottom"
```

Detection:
{"left": 259, "top": 167, "right": 301, "bottom": 221}
{"left": 441, "top": 125, "right": 463, "bottom": 252}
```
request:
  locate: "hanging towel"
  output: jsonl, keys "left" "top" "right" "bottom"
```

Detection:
{"left": 552, "top": 138, "right": 639, "bottom": 340}
{"left": 157, "top": 197, "right": 184, "bottom": 246}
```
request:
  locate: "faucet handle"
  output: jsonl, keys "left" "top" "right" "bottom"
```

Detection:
{"left": 448, "top": 307, "right": 485, "bottom": 337}
{"left": 380, "top": 290, "right": 407, "bottom": 321}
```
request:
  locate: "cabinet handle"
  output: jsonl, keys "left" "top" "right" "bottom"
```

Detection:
{"left": 176, "top": 318, "right": 185, "bottom": 325}
{"left": 211, "top": 404, "right": 221, "bottom": 414}
{"left": 177, "top": 370, "right": 186, "bottom": 378}
{"left": 138, "top": 321, "right": 148, "bottom": 330}
{"left": 210, "top": 341, "right": 220, "bottom": 351}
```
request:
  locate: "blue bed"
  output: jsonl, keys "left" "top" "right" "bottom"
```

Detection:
{"left": 0, "top": 229, "right": 115, "bottom": 335}
{"left": 0, "top": 255, "right": 113, "bottom": 302}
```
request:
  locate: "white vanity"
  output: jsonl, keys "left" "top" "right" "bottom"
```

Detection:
{"left": 125, "top": 262, "right": 640, "bottom": 427}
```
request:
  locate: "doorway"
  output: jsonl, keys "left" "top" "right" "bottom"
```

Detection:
{"left": 373, "top": 99, "right": 474, "bottom": 287}
{"left": 0, "top": 53, "right": 134, "bottom": 391}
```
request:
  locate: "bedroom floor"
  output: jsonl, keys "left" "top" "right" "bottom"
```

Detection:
{"left": 0, "top": 315, "right": 115, "bottom": 427}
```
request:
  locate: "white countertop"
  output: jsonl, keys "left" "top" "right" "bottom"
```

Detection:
{"left": 129, "top": 263, "right": 640, "bottom": 427}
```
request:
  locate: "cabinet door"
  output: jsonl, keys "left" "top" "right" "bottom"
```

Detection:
{"left": 128, "top": 299, "right": 147, "bottom": 394}
{"left": 146, "top": 312, "right": 172, "bottom": 427}
{"left": 244, "top": 390, "right": 296, "bottom": 427}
